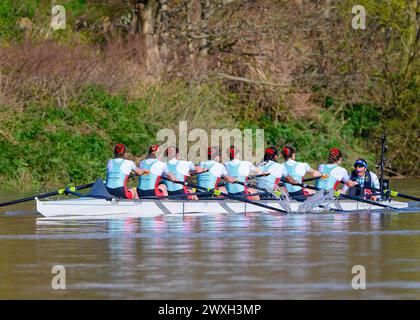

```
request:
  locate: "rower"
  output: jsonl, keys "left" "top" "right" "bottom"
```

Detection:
{"left": 106, "top": 144, "right": 149, "bottom": 199}
{"left": 137, "top": 144, "right": 177, "bottom": 198}
{"left": 281, "top": 146, "right": 325, "bottom": 202}
{"left": 315, "top": 148, "right": 358, "bottom": 192}
{"left": 197, "top": 146, "right": 236, "bottom": 197}
{"left": 224, "top": 145, "right": 263, "bottom": 197}
{"left": 163, "top": 146, "right": 199, "bottom": 197}
{"left": 342, "top": 158, "right": 380, "bottom": 200}
{"left": 256, "top": 146, "right": 298, "bottom": 197}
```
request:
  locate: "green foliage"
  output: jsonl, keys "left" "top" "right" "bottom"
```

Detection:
{"left": 0, "top": 82, "right": 240, "bottom": 191}
{"left": 342, "top": 104, "right": 381, "bottom": 138}
{"left": 0, "top": 86, "right": 159, "bottom": 190}
{"left": 242, "top": 109, "right": 377, "bottom": 171}
{"left": 0, "top": 0, "right": 39, "bottom": 42}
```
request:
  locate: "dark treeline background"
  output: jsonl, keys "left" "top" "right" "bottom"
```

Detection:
{"left": 0, "top": 0, "right": 418, "bottom": 190}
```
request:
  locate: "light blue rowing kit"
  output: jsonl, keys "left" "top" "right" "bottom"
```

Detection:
{"left": 106, "top": 158, "right": 136, "bottom": 199}
{"left": 225, "top": 161, "right": 247, "bottom": 194}
{"left": 197, "top": 161, "right": 220, "bottom": 190}
{"left": 283, "top": 162, "right": 303, "bottom": 193}
{"left": 137, "top": 159, "right": 163, "bottom": 196}
{"left": 106, "top": 159, "right": 129, "bottom": 189}
{"left": 256, "top": 161, "right": 281, "bottom": 189}
{"left": 315, "top": 164, "right": 339, "bottom": 191}
{"left": 164, "top": 160, "right": 186, "bottom": 192}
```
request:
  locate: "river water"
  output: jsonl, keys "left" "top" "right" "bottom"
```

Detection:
{"left": 0, "top": 179, "right": 419, "bottom": 299}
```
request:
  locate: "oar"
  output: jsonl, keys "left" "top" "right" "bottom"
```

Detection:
{"left": 342, "top": 184, "right": 420, "bottom": 202}
{"left": 161, "top": 177, "right": 288, "bottom": 214}
{"left": 0, "top": 182, "right": 94, "bottom": 208}
{"left": 289, "top": 182, "right": 401, "bottom": 210}
{"left": 64, "top": 188, "right": 113, "bottom": 200}
{"left": 189, "top": 169, "right": 209, "bottom": 176}
{"left": 247, "top": 173, "right": 270, "bottom": 180}
{"left": 233, "top": 180, "right": 282, "bottom": 197}
{"left": 278, "top": 176, "right": 321, "bottom": 186}
{"left": 383, "top": 189, "right": 419, "bottom": 201}
{"left": 342, "top": 193, "right": 388, "bottom": 201}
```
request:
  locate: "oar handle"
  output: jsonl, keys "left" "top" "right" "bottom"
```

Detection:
{"left": 189, "top": 169, "right": 209, "bottom": 177}
{"left": 278, "top": 176, "right": 320, "bottom": 186}
{"left": 247, "top": 173, "right": 270, "bottom": 180}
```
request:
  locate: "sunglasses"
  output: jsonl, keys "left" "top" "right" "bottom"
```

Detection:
{"left": 354, "top": 164, "right": 365, "bottom": 168}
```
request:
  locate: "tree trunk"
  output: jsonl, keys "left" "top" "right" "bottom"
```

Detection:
{"left": 186, "top": 0, "right": 202, "bottom": 65}
{"left": 199, "top": 0, "right": 210, "bottom": 57}
{"left": 158, "top": 0, "right": 169, "bottom": 62}
{"left": 400, "top": 0, "right": 418, "bottom": 81}
{"left": 140, "top": 0, "right": 162, "bottom": 76}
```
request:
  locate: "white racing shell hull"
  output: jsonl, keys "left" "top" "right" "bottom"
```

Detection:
{"left": 36, "top": 197, "right": 409, "bottom": 219}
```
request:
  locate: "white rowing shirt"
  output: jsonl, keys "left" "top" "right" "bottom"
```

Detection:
{"left": 107, "top": 159, "right": 136, "bottom": 176}
{"left": 167, "top": 158, "right": 195, "bottom": 175}
{"left": 255, "top": 160, "right": 285, "bottom": 189}
{"left": 224, "top": 159, "right": 256, "bottom": 176}
{"left": 198, "top": 160, "right": 227, "bottom": 177}
{"left": 283, "top": 159, "right": 311, "bottom": 176}
{"left": 318, "top": 164, "right": 350, "bottom": 183}
{"left": 256, "top": 160, "right": 286, "bottom": 178}
{"left": 139, "top": 158, "right": 169, "bottom": 176}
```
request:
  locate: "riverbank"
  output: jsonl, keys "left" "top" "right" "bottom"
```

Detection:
{"left": 0, "top": 1, "right": 418, "bottom": 190}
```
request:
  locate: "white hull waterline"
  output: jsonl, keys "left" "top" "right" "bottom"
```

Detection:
{"left": 35, "top": 197, "right": 409, "bottom": 218}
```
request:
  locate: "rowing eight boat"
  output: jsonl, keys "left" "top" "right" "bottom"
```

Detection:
{"left": 35, "top": 197, "right": 410, "bottom": 218}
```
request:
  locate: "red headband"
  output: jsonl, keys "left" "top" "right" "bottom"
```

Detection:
{"left": 282, "top": 147, "right": 290, "bottom": 156}
{"left": 115, "top": 143, "right": 126, "bottom": 154}
{"left": 330, "top": 148, "right": 340, "bottom": 156}
{"left": 265, "top": 147, "right": 275, "bottom": 155}
{"left": 149, "top": 144, "right": 159, "bottom": 153}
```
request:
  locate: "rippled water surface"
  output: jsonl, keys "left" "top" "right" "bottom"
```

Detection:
{"left": 0, "top": 179, "right": 419, "bottom": 299}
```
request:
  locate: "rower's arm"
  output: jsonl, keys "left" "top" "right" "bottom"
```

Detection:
{"left": 252, "top": 167, "right": 264, "bottom": 175}
{"left": 308, "top": 168, "right": 330, "bottom": 180}
{"left": 194, "top": 166, "right": 204, "bottom": 173}
{"left": 345, "top": 180, "right": 358, "bottom": 187}
{"left": 165, "top": 172, "right": 178, "bottom": 182}
{"left": 134, "top": 168, "right": 149, "bottom": 176}
{"left": 223, "top": 175, "right": 237, "bottom": 183}
{"left": 284, "top": 175, "right": 299, "bottom": 185}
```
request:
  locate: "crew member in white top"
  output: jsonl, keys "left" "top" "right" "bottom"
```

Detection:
{"left": 256, "top": 146, "right": 298, "bottom": 198}
{"left": 137, "top": 144, "right": 177, "bottom": 198}
{"left": 196, "top": 146, "right": 236, "bottom": 198}
{"left": 281, "top": 146, "right": 325, "bottom": 201}
{"left": 106, "top": 144, "right": 149, "bottom": 199}
{"left": 164, "top": 146, "right": 201, "bottom": 198}
{"left": 224, "top": 145, "right": 264, "bottom": 198}
{"left": 315, "top": 148, "right": 358, "bottom": 192}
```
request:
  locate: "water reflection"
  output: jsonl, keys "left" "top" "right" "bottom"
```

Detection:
{"left": 0, "top": 209, "right": 419, "bottom": 299}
